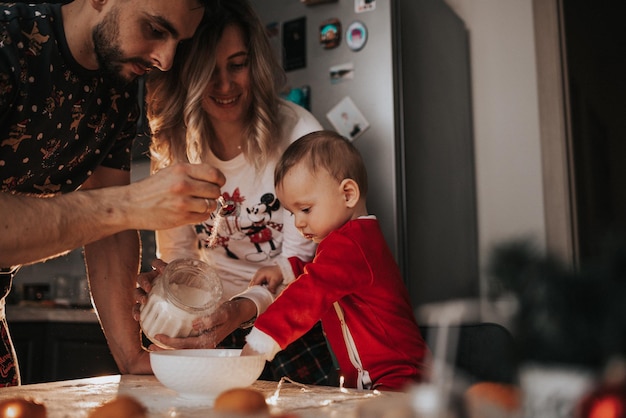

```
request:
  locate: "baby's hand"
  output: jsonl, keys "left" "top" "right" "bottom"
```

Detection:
{"left": 250, "top": 265, "right": 283, "bottom": 294}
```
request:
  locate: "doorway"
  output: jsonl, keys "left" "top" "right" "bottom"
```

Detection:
{"left": 534, "top": 1, "right": 626, "bottom": 266}
{"left": 562, "top": 1, "right": 626, "bottom": 263}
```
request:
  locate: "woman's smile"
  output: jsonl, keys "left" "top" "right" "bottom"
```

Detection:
{"left": 212, "top": 95, "right": 240, "bottom": 106}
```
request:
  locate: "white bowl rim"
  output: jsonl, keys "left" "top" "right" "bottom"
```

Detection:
{"left": 150, "top": 348, "right": 243, "bottom": 359}
{"left": 149, "top": 348, "right": 268, "bottom": 360}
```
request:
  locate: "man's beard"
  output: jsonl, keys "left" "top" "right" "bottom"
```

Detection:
{"left": 92, "top": 8, "right": 134, "bottom": 86}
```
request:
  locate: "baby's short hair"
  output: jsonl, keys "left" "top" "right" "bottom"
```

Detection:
{"left": 275, "top": 130, "right": 368, "bottom": 196}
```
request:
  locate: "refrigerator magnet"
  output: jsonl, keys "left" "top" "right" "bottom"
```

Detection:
{"left": 355, "top": 0, "right": 376, "bottom": 13}
{"left": 283, "top": 17, "right": 307, "bottom": 71}
{"left": 320, "top": 18, "right": 341, "bottom": 49}
{"left": 281, "top": 85, "right": 311, "bottom": 111}
{"left": 329, "top": 62, "right": 354, "bottom": 84}
{"left": 326, "top": 96, "right": 370, "bottom": 141}
{"left": 346, "top": 21, "right": 367, "bottom": 52}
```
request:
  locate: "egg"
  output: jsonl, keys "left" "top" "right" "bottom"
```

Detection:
{"left": 213, "top": 387, "right": 269, "bottom": 415}
{"left": 0, "top": 397, "right": 46, "bottom": 418}
{"left": 464, "top": 381, "right": 521, "bottom": 418}
{"left": 88, "top": 395, "right": 147, "bottom": 418}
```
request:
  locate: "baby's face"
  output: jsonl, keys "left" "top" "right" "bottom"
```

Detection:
{"left": 276, "top": 163, "right": 353, "bottom": 243}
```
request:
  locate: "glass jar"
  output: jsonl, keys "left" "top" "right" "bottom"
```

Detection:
{"left": 140, "top": 258, "right": 223, "bottom": 349}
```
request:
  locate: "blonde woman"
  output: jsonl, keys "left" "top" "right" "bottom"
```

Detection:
{"left": 137, "top": 0, "right": 336, "bottom": 385}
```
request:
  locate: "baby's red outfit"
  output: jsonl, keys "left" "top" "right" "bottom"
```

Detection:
{"left": 248, "top": 217, "right": 429, "bottom": 390}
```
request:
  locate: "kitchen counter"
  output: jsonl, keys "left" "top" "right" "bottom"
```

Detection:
{"left": 5, "top": 305, "right": 99, "bottom": 323}
{"left": 0, "top": 374, "right": 408, "bottom": 417}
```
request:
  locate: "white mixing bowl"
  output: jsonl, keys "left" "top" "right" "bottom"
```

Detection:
{"left": 150, "top": 349, "right": 266, "bottom": 402}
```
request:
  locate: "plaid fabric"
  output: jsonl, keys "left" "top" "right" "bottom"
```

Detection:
{"left": 219, "top": 321, "right": 339, "bottom": 386}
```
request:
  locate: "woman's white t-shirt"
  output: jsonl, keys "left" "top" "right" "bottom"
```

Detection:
{"left": 156, "top": 100, "right": 321, "bottom": 314}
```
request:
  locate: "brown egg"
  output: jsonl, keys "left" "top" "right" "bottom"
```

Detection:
{"left": 213, "top": 387, "right": 269, "bottom": 415}
{"left": 0, "top": 397, "right": 46, "bottom": 418}
{"left": 88, "top": 395, "right": 147, "bottom": 418}
{"left": 464, "top": 381, "right": 522, "bottom": 418}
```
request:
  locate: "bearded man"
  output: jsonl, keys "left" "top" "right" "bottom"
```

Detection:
{"left": 0, "top": 0, "right": 225, "bottom": 386}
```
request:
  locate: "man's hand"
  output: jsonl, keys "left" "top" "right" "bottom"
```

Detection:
{"left": 132, "top": 258, "right": 168, "bottom": 321}
{"left": 125, "top": 163, "right": 226, "bottom": 231}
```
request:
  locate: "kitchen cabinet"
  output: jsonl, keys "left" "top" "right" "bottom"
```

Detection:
{"left": 9, "top": 320, "right": 119, "bottom": 384}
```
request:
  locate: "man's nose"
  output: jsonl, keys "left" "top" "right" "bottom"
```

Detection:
{"left": 151, "top": 40, "right": 178, "bottom": 72}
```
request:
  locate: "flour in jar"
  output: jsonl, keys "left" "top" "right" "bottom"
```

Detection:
{"left": 140, "top": 259, "right": 223, "bottom": 349}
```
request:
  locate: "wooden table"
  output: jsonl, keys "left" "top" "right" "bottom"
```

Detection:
{"left": 0, "top": 375, "right": 411, "bottom": 417}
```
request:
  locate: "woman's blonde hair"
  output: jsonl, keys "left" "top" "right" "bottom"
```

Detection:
{"left": 146, "top": 0, "right": 286, "bottom": 173}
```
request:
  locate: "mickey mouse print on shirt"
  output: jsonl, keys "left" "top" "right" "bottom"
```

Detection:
{"left": 195, "top": 188, "right": 285, "bottom": 263}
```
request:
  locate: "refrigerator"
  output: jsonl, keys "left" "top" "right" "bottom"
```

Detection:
{"left": 250, "top": 0, "right": 479, "bottom": 310}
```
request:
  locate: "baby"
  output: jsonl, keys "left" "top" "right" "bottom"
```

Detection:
{"left": 243, "top": 130, "right": 429, "bottom": 391}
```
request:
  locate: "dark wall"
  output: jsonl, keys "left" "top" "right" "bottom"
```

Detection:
{"left": 563, "top": 2, "right": 626, "bottom": 261}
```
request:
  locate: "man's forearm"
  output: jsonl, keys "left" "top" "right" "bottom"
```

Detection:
{"left": 0, "top": 189, "right": 132, "bottom": 267}
{"left": 1, "top": 162, "right": 227, "bottom": 268}
{"left": 84, "top": 229, "right": 151, "bottom": 374}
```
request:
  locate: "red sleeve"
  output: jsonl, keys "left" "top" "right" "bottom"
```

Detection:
{"left": 255, "top": 233, "right": 371, "bottom": 349}
{"left": 288, "top": 256, "right": 308, "bottom": 277}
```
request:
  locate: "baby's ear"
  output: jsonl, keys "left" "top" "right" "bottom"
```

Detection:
{"left": 341, "top": 179, "right": 360, "bottom": 208}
